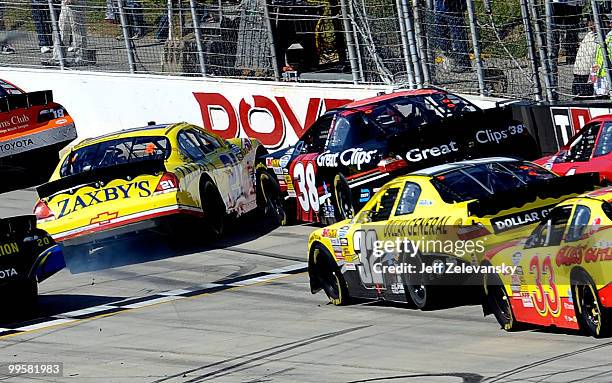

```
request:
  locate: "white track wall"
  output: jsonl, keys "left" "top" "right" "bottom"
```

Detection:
{"left": 0, "top": 68, "right": 502, "bottom": 149}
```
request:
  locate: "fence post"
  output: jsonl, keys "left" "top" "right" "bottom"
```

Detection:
{"left": 528, "top": 0, "right": 554, "bottom": 102}
{"left": 544, "top": 0, "right": 557, "bottom": 99}
{"left": 396, "top": 0, "right": 416, "bottom": 88}
{"left": 400, "top": 0, "right": 423, "bottom": 88}
{"left": 117, "top": 0, "right": 137, "bottom": 73}
{"left": 47, "top": 0, "right": 64, "bottom": 69}
{"left": 465, "top": 0, "right": 486, "bottom": 95}
{"left": 167, "top": 0, "right": 174, "bottom": 40}
{"left": 340, "top": 0, "right": 362, "bottom": 84}
{"left": 520, "top": 0, "right": 543, "bottom": 102}
{"left": 263, "top": 0, "right": 281, "bottom": 81}
{"left": 591, "top": 0, "right": 612, "bottom": 96}
{"left": 188, "top": 0, "right": 206, "bottom": 76}
{"left": 412, "top": 0, "right": 431, "bottom": 84}
{"left": 348, "top": 0, "right": 365, "bottom": 81}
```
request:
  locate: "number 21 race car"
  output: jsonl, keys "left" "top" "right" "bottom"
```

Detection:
{"left": 34, "top": 122, "right": 282, "bottom": 255}
{"left": 261, "top": 89, "right": 539, "bottom": 225}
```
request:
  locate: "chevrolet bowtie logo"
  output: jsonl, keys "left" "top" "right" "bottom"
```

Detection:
{"left": 90, "top": 211, "right": 118, "bottom": 225}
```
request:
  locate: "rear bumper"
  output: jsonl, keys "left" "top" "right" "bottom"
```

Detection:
{"left": 48, "top": 204, "right": 203, "bottom": 246}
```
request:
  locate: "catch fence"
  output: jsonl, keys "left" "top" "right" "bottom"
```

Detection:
{"left": 0, "top": 0, "right": 610, "bottom": 102}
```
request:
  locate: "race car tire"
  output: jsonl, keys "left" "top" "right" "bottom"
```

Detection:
{"left": 201, "top": 180, "right": 225, "bottom": 239}
{"left": 334, "top": 174, "right": 354, "bottom": 222}
{"left": 572, "top": 271, "right": 611, "bottom": 338}
{"left": 402, "top": 253, "right": 442, "bottom": 310}
{"left": 311, "top": 243, "right": 350, "bottom": 306}
{"left": 484, "top": 272, "right": 519, "bottom": 331}
{"left": 257, "top": 169, "right": 288, "bottom": 226}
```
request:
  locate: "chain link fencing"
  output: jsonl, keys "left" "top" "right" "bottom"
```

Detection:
{"left": 0, "top": 0, "right": 611, "bottom": 102}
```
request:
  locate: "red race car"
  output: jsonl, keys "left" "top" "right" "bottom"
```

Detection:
{"left": 535, "top": 114, "right": 612, "bottom": 184}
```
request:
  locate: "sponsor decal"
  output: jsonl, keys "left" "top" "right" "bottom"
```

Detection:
{"left": 391, "top": 282, "right": 405, "bottom": 294}
{"left": 418, "top": 199, "right": 434, "bottom": 207}
{"left": 511, "top": 251, "right": 522, "bottom": 266}
{"left": 0, "top": 242, "right": 19, "bottom": 256}
{"left": 279, "top": 155, "right": 291, "bottom": 168}
{"left": 55, "top": 118, "right": 68, "bottom": 125}
{"left": 406, "top": 141, "right": 458, "bottom": 162}
{"left": 384, "top": 216, "right": 451, "bottom": 237}
{"left": 330, "top": 238, "right": 340, "bottom": 246}
{"left": 0, "top": 138, "right": 34, "bottom": 153}
{"left": 340, "top": 238, "right": 348, "bottom": 247}
{"left": 0, "top": 268, "right": 17, "bottom": 279}
{"left": 0, "top": 114, "right": 29, "bottom": 129}
{"left": 522, "top": 294, "right": 534, "bottom": 308}
{"left": 359, "top": 188, "right": 370, "bottom": 203}
{"left": 316, "top": 148, "right": 377, "bottom": 170}
{"left": 556, "top": 243, "right": 612, "bottom": 266}
{"left": 55, "top": 181, "right": 153, "bottom": 218}
{"left": 338, "top": 226, "right": 349, "bottom": 238}
{"left": 321, "top": 228, "right": 337, "bottom": 238}
{"left": 344, "top": 262, "right": 356, "bottom": 271}
{"left": 490, "top": 205, "right": 554, "bottom": 233}
{"left": 475, "top": 125, "right": 525, "bottom": 144}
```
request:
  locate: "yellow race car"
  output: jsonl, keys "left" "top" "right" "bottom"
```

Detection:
{"left": 34, "top": 122, "right": 286, "bottom": 254}
{"left": 307, "top": 157, "right": 598, "bottom": 310}
{"left": 483, "top": 187, "right": 612, "bottom": 337}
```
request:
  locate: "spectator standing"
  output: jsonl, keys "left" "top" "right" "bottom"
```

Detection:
{"left": 32, "top": 0, "right": 60, "bottom": 54}
{"left": 0, "top": 2, "right": 15, "bottom": 54}
{"left": 52, "top": 0, "right": 88, "bottom": 64}
{"left": 432, "top": 0, "right": 470, "bottom": 71}
{"left": 108, "top": 0, "right": 147, "bottom": 39}
{"left": 551, "top": 0, "right": 584, "bottom": 65}
{"left": 572, "top": 17, "right": 597, "bottom": 96}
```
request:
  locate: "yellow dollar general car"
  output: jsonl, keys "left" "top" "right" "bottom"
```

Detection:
{"left": 483, "top": 187, "right": 612, "bottom": 337}
{"left": 307, "top": 157, "right": 598, "bottom": 310}
{"left": 34, "top": 122, "right": 286, "bottom": 254}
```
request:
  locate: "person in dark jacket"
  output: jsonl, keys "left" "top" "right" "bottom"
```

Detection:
{"left": 432, "top": 0, "right": 470, "bottom": 71}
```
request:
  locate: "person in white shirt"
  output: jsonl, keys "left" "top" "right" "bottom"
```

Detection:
{"left": 572, "top": 17, "right": 597, "bottom": 96}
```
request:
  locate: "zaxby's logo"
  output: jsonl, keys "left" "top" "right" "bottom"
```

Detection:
{"left": 193, "top": 93, "right": 353, "bottom": 149}
{"left": 56, "top": 181, "right": 152, "bottom": 218}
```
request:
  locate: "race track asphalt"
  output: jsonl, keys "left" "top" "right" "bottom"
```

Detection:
{"left": 0, "top": 190, "right": 611, "bottom": 383}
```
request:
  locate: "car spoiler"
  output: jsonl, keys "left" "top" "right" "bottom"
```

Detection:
{"left": 37, "top": 159, "right": 166, "bottom": 199}
{"left": 0, "top": 214, "right": 36, "bottom": 237}
{"left": 0, "top": 90, "right": 54, "bottom": 113}
{"left": 467, "top": 172, "right": 600, "bottom": 217}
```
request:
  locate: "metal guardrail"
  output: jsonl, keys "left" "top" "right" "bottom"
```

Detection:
{"left": 0, "top": 0, "right": 609, "bottom": 103}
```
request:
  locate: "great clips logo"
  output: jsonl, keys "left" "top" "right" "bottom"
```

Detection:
{"left": 193, "top": 93, "right": 353, "bottom": 149}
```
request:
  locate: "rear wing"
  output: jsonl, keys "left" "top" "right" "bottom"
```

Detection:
{"left": 37, "top": 159, "right": 166, "bottom": 199}
{"left": 467, "top": 172, "right": 600, "bottom": 217}
{"left": 0, "top": 90, "right": 54, "bottom": 113}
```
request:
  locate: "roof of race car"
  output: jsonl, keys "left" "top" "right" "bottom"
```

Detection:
{"left": 72, "top": 122, "right": 188, "bottom": 149}
{"left": 408, "top": 157, "right": 520, "bottom": 177}
{"left": 342, "top": 89, "right": 442, "bottom": 108}
{"left": 586, "top": 114, "right": 612, "bottom": 124}
{"left": 582, "top": 187, "right": 612, "bottom": 202}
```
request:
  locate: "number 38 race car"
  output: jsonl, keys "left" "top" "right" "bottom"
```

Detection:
{"left": 261, "top": 89, "right": 539, "bottom": 225}
{"left": 484, "top": 187, "right": 612, "bottom": 337}
{"left": 34, "top": 122, "right": 281, "bottom": 255}
{"left": 307, "top": 158, "right": 597, "bottom": 310}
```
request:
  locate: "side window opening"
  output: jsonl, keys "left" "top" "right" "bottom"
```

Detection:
{"left": 566, "top": 123, "right": 601, "bottom": 162}
{"left": 525, "top": 206, "right": 572, "bottom": 248}
{"left": 566, "top": 205, "right": 591, "bottom": 242}
{"left": 396, "top": 182, "right": 421, "bottom": 216}
{"left": 302, "top": 115, "right": 333, "bottom": 153}
{"left": 371, "top": 187, "right": 400, "bottom": 222}
{"left": 178, "top": 131, "right": 204, "bottom": 160}
{"left": 594, "top": 122, "right": 612, "bottom": 157}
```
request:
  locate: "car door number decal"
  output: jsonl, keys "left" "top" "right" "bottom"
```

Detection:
{"left": 529, "top": 255, "right": 561, "bottom": 317}
{"left": 353, "top": 229, "right": 384, "bottom": 287}
{"left": 293, "top": 162, "right": 319, "bottom": 213}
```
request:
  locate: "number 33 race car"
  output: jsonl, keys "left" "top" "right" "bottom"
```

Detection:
{"left": 34, "top": 122, "right": 283, "bottom": 255}
{"left": 484, "top": 187, "right": 612, "bottom": 337}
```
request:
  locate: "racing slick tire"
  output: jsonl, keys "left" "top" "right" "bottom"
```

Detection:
{"left": 572, "top": 271, "right": 611, "bottom": 338}
{"left": 484, "top": 272, "right": 520, "bottom": 331}
{"left": 333, "top": 174, "right": 354, "bottom": 222}
{"left": 311, "top": 243, "right": 350, "bottom": 306}
{"left": 201, "top": 180, "right": 226, "bottom": 239}
{"left": 257, "top": 169, "right": 288, "bottom": 226}
{"left": 402, "top": 253, "right": 443, "bottom": 310}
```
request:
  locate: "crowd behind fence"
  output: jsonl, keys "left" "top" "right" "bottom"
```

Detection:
{"left": 1, "top": 0, "right": 612, "bottom": 102}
